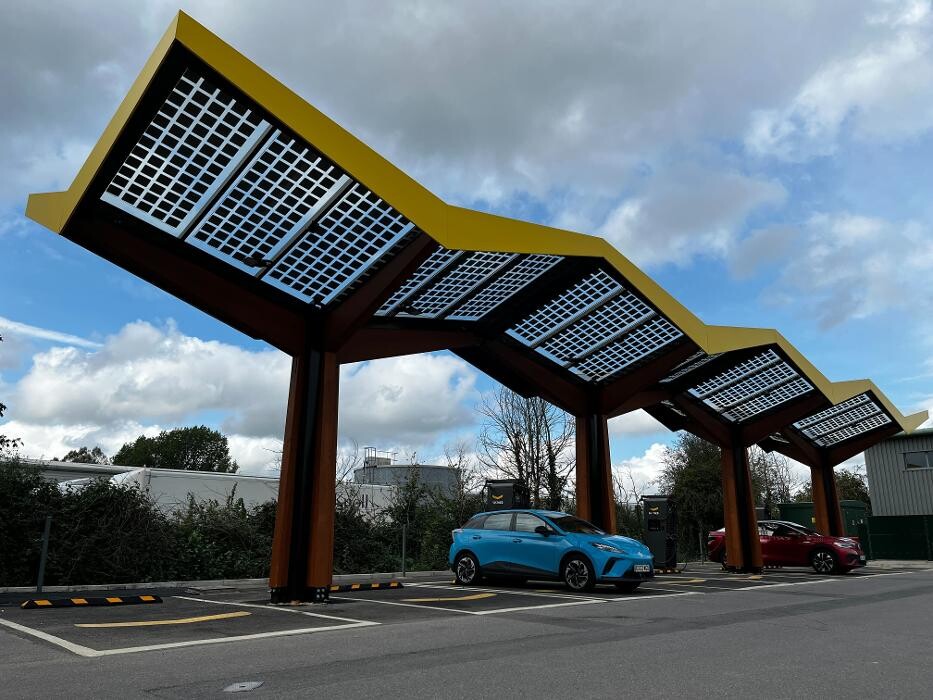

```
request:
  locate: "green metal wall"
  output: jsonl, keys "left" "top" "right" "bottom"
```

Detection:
{"left": 777, "top": 501, "right": 867, "bottom": 537}
{"left": 857, "top": 516, "right": 933, "bottom": 560}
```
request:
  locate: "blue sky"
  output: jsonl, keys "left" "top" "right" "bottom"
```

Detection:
{"left": 2, "top": 1, "right": 932, "bottom": 484}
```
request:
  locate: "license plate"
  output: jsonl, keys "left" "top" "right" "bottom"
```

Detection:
{"left": 634, "top": 564, "right": 651, "bottom": 573}
{"left": 859, "top": 556, "right": 866, "bottom": 562}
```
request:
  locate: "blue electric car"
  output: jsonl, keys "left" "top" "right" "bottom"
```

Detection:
{"left": 448, "top": 509, "right": 654, "bottom": 592}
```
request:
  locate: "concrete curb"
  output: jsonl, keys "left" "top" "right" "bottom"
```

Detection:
{"left": 0, "top": 569, "right": 451, "bottom": 594}
{"left": 865, "top": 559, "right": 933, "bottom": 570}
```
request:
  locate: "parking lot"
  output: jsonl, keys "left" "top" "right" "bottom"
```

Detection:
{"left": 2, "top": 563, "right": 932, "bottom": 697}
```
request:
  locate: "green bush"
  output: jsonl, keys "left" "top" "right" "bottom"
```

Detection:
{"left": 0, "top": 459, "right": 486, "bottom": 586}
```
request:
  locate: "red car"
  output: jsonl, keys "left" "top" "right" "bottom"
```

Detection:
{"left": 707, "top": 520, "right": 867, "bottom": 574}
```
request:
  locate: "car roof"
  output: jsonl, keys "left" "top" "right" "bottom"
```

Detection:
{"left": 473, "top": 509, "right": 567, "bottom": 518}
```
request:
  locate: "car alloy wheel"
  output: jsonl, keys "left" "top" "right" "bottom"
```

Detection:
{"left": 563, "top": 557, "right": 594, "bottom": 591}
{"left": 456, "top": 554, "right": 478, "bottom": 584}
{"left": 811, "top": 549, "right": 837, "bottom": 575}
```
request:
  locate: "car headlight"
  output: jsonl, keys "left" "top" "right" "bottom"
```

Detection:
{"left": 835, "top": 540, "right": 858, "bottom": 550}
{"left": 591, "top": 542, "right": 625, "bottom": 554}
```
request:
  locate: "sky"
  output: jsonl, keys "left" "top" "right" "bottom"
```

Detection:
{"left": 2, "top": 0, "right": 932, "bottom": 490}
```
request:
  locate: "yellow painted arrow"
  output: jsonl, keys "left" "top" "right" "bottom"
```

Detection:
{"left": 402, "top": 593, "right": 497, "bottom": 603}
{"left": 75, "top": 611, "right": 251, "bottom": 628}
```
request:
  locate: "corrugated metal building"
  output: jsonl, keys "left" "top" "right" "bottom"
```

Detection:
{"left": 865, "top": 428, "right": 933, "bottom": 516}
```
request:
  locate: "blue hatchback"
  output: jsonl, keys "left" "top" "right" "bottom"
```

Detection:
{"left": 448, "top": 509, "right": 654, "bottom": 592}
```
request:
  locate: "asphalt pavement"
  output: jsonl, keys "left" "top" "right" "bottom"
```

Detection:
{"left": 1, "top": 562, "right": 931, "bottom": 698}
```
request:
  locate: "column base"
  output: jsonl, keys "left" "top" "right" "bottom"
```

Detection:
{"left": 724, "top": 565, "right": 764, "bottom": 574}
{"left": 269, "top": 586, "right": 330, "bottom": 604}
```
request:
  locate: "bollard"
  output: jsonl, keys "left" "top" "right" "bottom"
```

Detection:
{"left": 36, "top": 515, "right": 52, "bottom": 594}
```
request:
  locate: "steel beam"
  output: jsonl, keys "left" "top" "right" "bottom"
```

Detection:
{"left": 810, "top": 461, "right": 845, "bottom": 536}
{"left": 340, "top": 327, "right": 480, "bottom": 364}
{"left": 73, "top": 209, "right": 308, "bottom": 354}
{"left": 269, "top": 348, "right": 339, "bottom": 603}
{"left": 600, "top": 340, "right": 699, "bottom": 416}
{"left": 324, "top": 233, "right": 439, "bottom": 349}
{"left": 575, "top": 414, "right": 616, "bottom": 534}
{"left": 720, "top": 442, "right": 763, "bottom": 572}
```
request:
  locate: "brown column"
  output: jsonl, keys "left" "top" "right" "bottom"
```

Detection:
{"left": 811, "top": 463, "right": 845, "bottom": 536}
{"left": 270, "top": 349, "right": 339, "bottom": 603}
{"left": 720, "top": 443, "right": 763, "bottom": 572}
{"left": 575, "top": 414, "right": 617, "bottom": 534}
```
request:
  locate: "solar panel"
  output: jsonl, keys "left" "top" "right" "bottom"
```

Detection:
{"left": 814, "top": 413, "right": 892, "bottom": 447}
{"left": 721, "top": 378, "right": 813, "bottom": 422}
{"left": 660, "top": 351, "right": 717, "bottom": 383}
{"left": 402, "top": 252, "right": 516, "bottom": 318}
{"left": 508, "top": 269, "right": 621, "bottom": 347}
{"left": 188, "top": 129, "right": 349, "bottom": 272}
{"left": 570, "top": 316, "right": 683, "bottom": 381}
{"left": 538, "top": 289, "right": 655, "bottom": 365}
{"left": 691, "top": 350, "right": 782, "bottom": 399}
{"left": 265, "top": 183, "right": 415, "bottom": 305}
{"left": 376, "top": 248, "right": 464, "bottom": 316}
{"left": 800, "top": 398, "right": 886, "bottom": 440}
{"left": 103, "top": 69, "right": 269, "bottom": 235}
{"left": 794, "top": 393, "right": 872, "bottom": 430}
{"left": 703, "top": 362, "right": 800, "bottom": 412}
{"left": 447, "top": 255, "right": 562, "bottom": 321}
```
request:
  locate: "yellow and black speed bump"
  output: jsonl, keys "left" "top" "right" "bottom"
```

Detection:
{"left": 21, "top": 594, "right": 162, "bottom": 609}
{"left": 328, "top": 581, "right": 403, "bottom": 593}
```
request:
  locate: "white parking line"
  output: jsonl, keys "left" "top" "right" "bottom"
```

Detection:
{"left": 405, "top": 583, "right": 604, "bottom": 601}
{"left": 330, "top": 595, "right": 478, "bottom": 615}
{"left": 0, "top": 615, "right": 377, "bottom": 658}
{"left": 173, "top": 595, "right": 372, "bottom": 625}
{"left": 0, "top": 596, "right": 380, "bottom": 658}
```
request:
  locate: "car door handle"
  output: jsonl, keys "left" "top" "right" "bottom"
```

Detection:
{"left": 472, "top": 535, "right": 482, "bottom": 540}
{"left": 512, "top": 538, "right": 522, "bottom": 543}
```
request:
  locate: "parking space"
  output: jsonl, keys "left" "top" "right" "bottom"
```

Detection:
{"left": 0, "top": 592, "right": 375, "bottom": 657}
{"left": 0, "top": 564, "right": 918, "bottom": 659}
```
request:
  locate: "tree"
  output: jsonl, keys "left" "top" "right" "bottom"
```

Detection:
{"left": 0, "top": 334, "right": 21, "bottom": 455}
{"left": 748, "top": 447, "right": 800, "bottom": 518}
{"left": 113, "top": 426, "right": 238, "bottom": 472}
{"left": 58, "top": 446, "right": 110, "bottom": 464}
{"left": 614, "top": 466, "right": 646, "bottom": 539}
{"left": 477, "top": 386, "right": 574, "bottom": 510}
{"left": 795, "top": 466, "right": 871, "bottom": 512}
{"left": 657, "top": 433, "right": 724, "bottom": 558}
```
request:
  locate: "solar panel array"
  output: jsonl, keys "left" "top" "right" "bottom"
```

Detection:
{"left": 506, "top": 270, "right": 683, "bottom": 382}
{"left": 102, "top": 68, "right": 417, "bottom": 307}
{"left": 92, "top": 58, "right": 902, "bottom": 454}
{"left": 793, "top": 392, "right": 892, "bottom": 447}
{"left": 687, "top": 349, "right": 813, "bottom": 424}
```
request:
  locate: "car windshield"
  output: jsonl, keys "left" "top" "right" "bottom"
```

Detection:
{"left": 549, "top": 515, "right": 604, "bottom": 535}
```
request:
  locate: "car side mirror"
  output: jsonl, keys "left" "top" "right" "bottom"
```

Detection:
{"left": 534, "top": 525, "right": 552, "bottom": 537}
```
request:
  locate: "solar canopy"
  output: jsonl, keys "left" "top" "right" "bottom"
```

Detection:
{"left": 27, "top": 12, "right": 927, "bottom": 467}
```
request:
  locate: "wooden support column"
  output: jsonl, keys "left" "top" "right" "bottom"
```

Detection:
{"left": 270, "top": 348, "right": 339, "bottom": 603}
{"left": 576, "top": 414, "right": 617, "bottom": 534}
{"left": 720, "top": 442, "right": 763, "bottom": 572}
{"left": 811, "top": 462, "right": 845, "bottom": 536}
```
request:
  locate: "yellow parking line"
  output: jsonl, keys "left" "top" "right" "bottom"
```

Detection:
{"left": 75, "top": 611, "right": 251, "bottom": 628}
{"left": 401, "top": 593, "right": 497, "bottom": 603}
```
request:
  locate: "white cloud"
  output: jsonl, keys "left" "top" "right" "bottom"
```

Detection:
{"left": 756, "top": 213, "right": 933, "bottom": 328}
{"left": 340, "top": 354, "right": 478, "bottom": 443}
{"left": 599, "top": 166, "right": 786, "bottom": 267}
{"left": 746, "top": 1, "right": 933, "bottom": 161}
{"left": 613, "top": 442, "right": 668, "bottom": 498}
{"left": 608, "top": 410, "right": 668, "bottom": 438}
{"left": 0, "top": 2, "right": 909, "bottom": 217}
{"left": 2, "top": 320, "right": 481, "bottom": 469}
{"left": 0, "top": 315, "right": 102, "bottom": 349}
